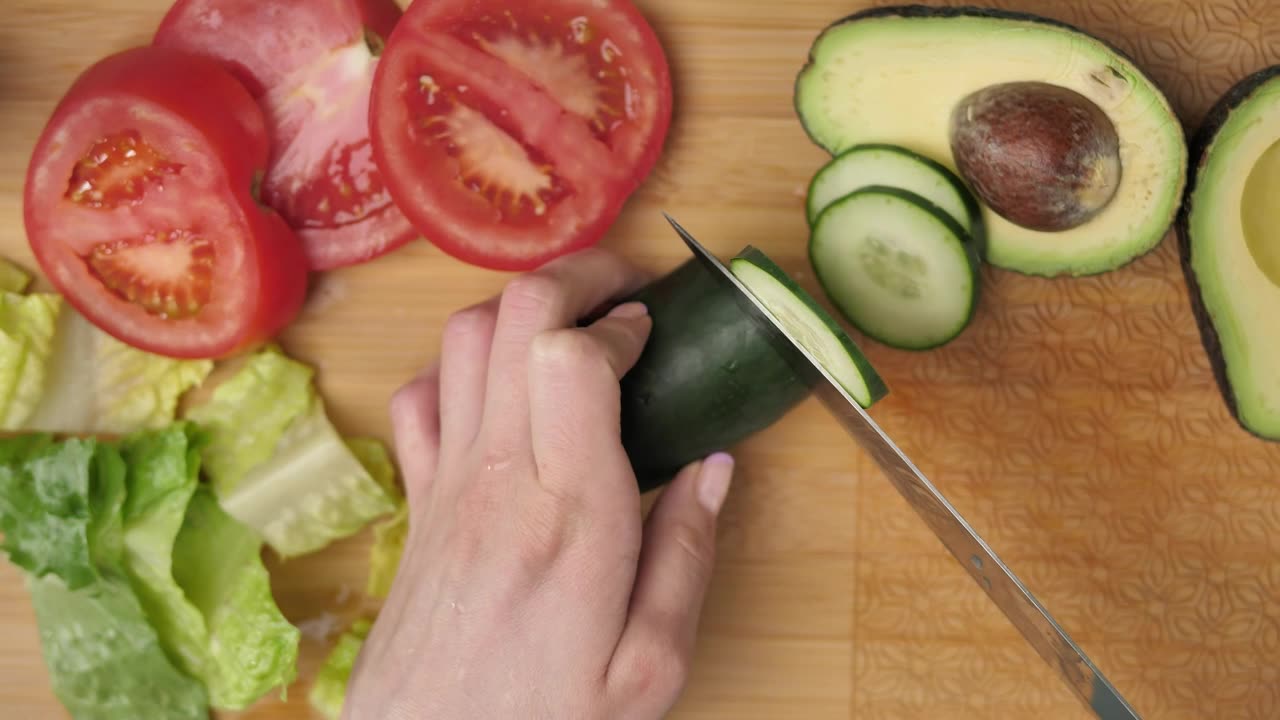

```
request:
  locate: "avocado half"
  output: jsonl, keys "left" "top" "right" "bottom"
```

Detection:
{"left": 1178, "top": 67, "right": 1280, "bottom": 441}
{"left": 794, "top": 5, "right": 1188, "bottom": 277}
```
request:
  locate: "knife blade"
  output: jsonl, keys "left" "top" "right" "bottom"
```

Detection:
{"left": 663, "top": 213, "right": 1141, "bottom": 720}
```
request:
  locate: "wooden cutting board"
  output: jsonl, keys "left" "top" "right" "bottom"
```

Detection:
{"left": 3, "top": 0, "right": 1280, "bottom": 718}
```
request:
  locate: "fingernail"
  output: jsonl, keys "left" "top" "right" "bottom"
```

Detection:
{"left": 607, "top": 302, "right": 648, "bottom": 319}
{"left": 697, "top": 452, "right": 734, "bottom": 515}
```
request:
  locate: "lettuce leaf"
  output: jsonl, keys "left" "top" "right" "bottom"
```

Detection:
{"left": 308, "top": 617, "right": 373, "bottom": 720}
{"left": 0, "top": 290, "right": 61, "bottom": 429}
{"left": 0, "top": 257, "right": 30, "bottom": 293}
{"left": 0, "top": 433, "right": 208, "bottom": 719}
{"left": 171, "top": 488, "right": 300, "bottom": 707}
{"left": 24, "top": 307, "right": 212, "bottom": 435}
{"left": 367, "top": 502, "right": 408, "bottom": 599}
{"left": 0, "top": 435, "right": 125, "bottom": 589}
{"left": 185, "top": 347, "right": 398, "bottom": 557}
{"left": 28, "top": 574, "right": 209, "bottom": 720}
{"left": 117, "top": 424, "right": 299, "bottom": 710}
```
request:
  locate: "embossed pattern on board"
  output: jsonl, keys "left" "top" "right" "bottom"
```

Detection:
{"left": 850, "top": 1, "right": 1280, "bottom": 718}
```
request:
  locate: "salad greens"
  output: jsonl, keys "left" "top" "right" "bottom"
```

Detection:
{"left": 0, "top": 433, "right": 209, "bottom": 719}
{"left": 184, "top": 346, "right": 400, "bottom": 557}
{"left": 0, "top": 277, "right": 212, "bottom": 435}
{"left": 367, "top": 502, "right": 408, "bottom": 599}
{"left": 309, "top": 617, "right": 373, "bottom": 720}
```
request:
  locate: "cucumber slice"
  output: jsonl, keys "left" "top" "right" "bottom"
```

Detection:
{"left": 729, "top": 247, "right": 887, "bottom": 407}
{"left": 806, "top": 144, "right": 980, "bottom": 237}
{"left": 810, "top": 186, "right": 980, "bottom": 350}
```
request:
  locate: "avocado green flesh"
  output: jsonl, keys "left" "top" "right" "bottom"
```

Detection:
{"left": 1240, "top": 138, "right": 1280, "bottom": 288}
{"left": 795, "top": 11, "right": 1186, "bottom": 276}
{"left": 1186, "top": 75, "right": 1280, "bottom": 439}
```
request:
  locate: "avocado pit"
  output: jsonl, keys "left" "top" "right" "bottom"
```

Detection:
{"left": 949, "top": 81, "right": 1122, "bottom": 232}
{"left": 1240, "top": 137, "right": 1280, "bottom": 288}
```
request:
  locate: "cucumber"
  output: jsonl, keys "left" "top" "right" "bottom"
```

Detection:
{"left": 619, "top": 246, "right": 887, "bottom": 491}
{"left": 806, "top": 144, "right": 980, "bottom": 239}
{"left": 809, "top": 186, "right": 980, "bottom": 351}
{"left": 729, "top": 247, "right": 887, "bottom": 407}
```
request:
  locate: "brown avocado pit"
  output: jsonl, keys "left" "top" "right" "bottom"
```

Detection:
{"left": 948, "top": 81, "right": 1122, "bottom": 232}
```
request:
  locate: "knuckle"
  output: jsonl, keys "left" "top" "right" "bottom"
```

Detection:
{"left": 669, "top": 519, "right": 714, "bottom": 580}
{"left": 619, "top": 635, "right": 689, "bottom": 701}
{"left": 501, "top": 272, "right": 566, "bottom": 318}
{"left": 443, "top": 304, "right": 496, "bottom": 345}
{"left": 513, "top": 500, "right": 570, "bottom": 573}
{"left": 531, "top": 329, "right": 610, "bottom": 373}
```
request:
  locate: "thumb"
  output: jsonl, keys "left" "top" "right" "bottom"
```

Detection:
{"left": 606, "top": 453, "right": 734, "bottom": 711}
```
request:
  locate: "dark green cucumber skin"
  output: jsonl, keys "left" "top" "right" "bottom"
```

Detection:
{"left": 808, "top": 184, "right": 982, "bottom": 352}
{"left": 619, "top": 258, "right": 811, "bottom": 492}
{"left": 1175, "top": 65, "right": 1280, "bottom": 443}
{"left": 732, "top": 245, "right": 888, "bottom": 406}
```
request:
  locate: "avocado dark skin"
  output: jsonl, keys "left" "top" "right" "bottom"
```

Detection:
{"left": 1176, "top": 65, "right": 1280, "bottom": 442}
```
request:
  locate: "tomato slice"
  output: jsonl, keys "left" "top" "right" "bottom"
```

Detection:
{"left": 155, "top": 0, "right": 418, "bottom": 270}
{"left": 370, "top": 0, "right": 673, "bottom": 271}
{"left": 24, "top": 46, "right": 308, "bottom": 359}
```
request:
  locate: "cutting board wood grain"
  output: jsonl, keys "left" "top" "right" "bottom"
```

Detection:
{"left": 3, "top": 1, "right": 1280, "bottom": 718}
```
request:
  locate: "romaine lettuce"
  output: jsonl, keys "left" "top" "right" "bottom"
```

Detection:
{"left": 185, "top": 347, "right": 399, "bottom": 557}
{"left": 308, "top": 617, "right": 373, "bottom": 720}
{"left": 0, "top": 434, "right": 208, "bottom": 719}
{"left": 0, "top": 290, "right": 60, "bottom": 429}
{"left": 0, "top": 257, "right": 30, "bottom": 293}
{"left": 367, "top": 502, "right": 408, "bottom": 599}
{"left": 116, "top": 424, "right": 299, "bottom": 710}
{"left": 24, "top": 306, "right": 212, "bottom": 435}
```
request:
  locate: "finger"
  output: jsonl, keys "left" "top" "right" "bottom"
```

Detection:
{"left": 607, "top": 454, "right": 734, "bottom": 710}
{"left": 481, "top": 248, "right": 650, "bottom": 448}
{"left": 438, "top": 295, "right": 499, "bottom": 450}
{"left": 388, "top": 363, "right": 442, "bottom": 510}
{"left": 527, "top": 302, "right": 652, "bottom": 502}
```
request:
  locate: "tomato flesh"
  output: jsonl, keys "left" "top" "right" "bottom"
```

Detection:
{"left": 24, "top": 46, "right": 308, "bottom": 359}
{"left": 372, "top": 0, "right": 672, "bottom": 271}
{"left": 87, "top": 230, "right": 214, "bottom": 320}
{"left": 66, "top": 131, "right": 184, "bottom": 209}
{"left": 155, "top": 0, "right": 419, "bottom": 270}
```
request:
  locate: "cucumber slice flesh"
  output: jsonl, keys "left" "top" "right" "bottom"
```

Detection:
{"left": 729, "top": 247, "right": 888, "bottom": 407}
{"left": 807, "top": 144, "right": 978, "bottom": 236}
{"left": 810, "top": 187, "right": 979, "bottom": 350}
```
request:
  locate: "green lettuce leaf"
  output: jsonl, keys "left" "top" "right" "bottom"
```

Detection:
{"left": 0, "top": 433, "right": 208, "bottom": 719}
{"left": 308, "top": 617, "right": 373, "bottom": 720}
{"left": 23, "top": 306, "right": 212, "bottom": 435}
{"left": 0, "top": 290, "right": 61, "bottom": 429}
{"left": 28, "top": 573, "right": 209, "bottom": 720}
{"left": 367, "top": 502, "right": 408, "bottom": 599}
{"left": 185, "top": 347, "right": 398, "bottom": 557}
{"left": 0, "top": 436, "right": 125, "bottom": 589}
{"left": 171, "top": 488, "right": 300, "bottom": 707}
{"left": 116, "top": 423, "right": 299, "bottom": 710}
{"left": 0, "top": 257, "right": 30, "bottom": 293}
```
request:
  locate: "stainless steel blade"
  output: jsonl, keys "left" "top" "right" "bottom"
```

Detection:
{"left": 663, "top": 213, "right": 1141, "bottom": 720}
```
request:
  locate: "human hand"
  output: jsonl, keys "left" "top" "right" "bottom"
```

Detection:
{"left": 345, "top": 248, "right": 736, "bottom": 720}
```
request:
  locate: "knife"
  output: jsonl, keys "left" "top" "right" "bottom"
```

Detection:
{"left": 663, "top": 213, "right": 1141, "bottom": 720}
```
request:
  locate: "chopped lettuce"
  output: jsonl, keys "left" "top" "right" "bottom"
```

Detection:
{"left": 0, "top": 435, "right": 125, "bottom": 589}
{"left": 367, "top": 502, "right": 408, "bottom": 599}
{"left": 170, "top": 488, "right": 300, "bottom": 707}
{"left": 185, "top": 347, "right": 399, "bottom": 557}
{"left": 117, "top": 424, "right": 299, "bottom": 710}
{"left": 24, "top": 306, "right": 212, "bottom": 435}
{"left": 0, "top": 257, "right": 31, "bottom": 293}
{"left": 308, "top": 617, "right": 373, "bottom": 720}
{"left": 0, "top": 290, "right": 60, "bottom": 429}
{"left": 0, "top": 434, "right": 208, "bottom": 719}
{"left": 28, "top": 574, "right": 209, "bottom": 720}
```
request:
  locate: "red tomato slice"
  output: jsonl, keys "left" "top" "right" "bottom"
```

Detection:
{"left": 155, "top": 0, "right": 418, "bottom": 270}
{"left": 370, "top": 0, "right": 673, "bottom": 271}
{"left": 24, "top": 46, "right": 308, "bottom": 359}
